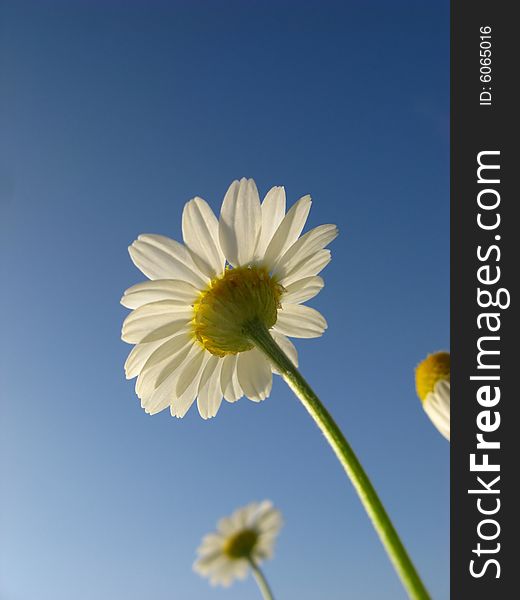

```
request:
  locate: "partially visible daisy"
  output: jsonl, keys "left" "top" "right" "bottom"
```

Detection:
{"left": 121, "top": 178, "right": 337, "bottom": 419}
{"left": 193, "top": 500, "right": 282, "bottom": 595}
{"left": 415, "top": 351, "right": 450, "bottom": 441}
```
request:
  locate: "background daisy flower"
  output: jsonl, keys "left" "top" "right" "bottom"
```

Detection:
{"left": 121, "top": 178, "right": 337, "bottom": 419}
{"left": 415, "top": 351, "right": 450, "bottom": 441}
{"left": 193, "top": 500, "right": 282, "bottom": 593}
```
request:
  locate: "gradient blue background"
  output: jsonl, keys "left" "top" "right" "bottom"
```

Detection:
{"left": 0, "top": 1, "right": 449, "bottom": 598}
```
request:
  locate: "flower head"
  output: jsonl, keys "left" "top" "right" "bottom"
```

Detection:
{"left": 193, "top": 500, "right": 282, "bottom": 587}
{"left": 415, "top": 351, "right": 450, "bottom": 440}
{"left": 121, "top": 178, "right": 338, "bottom": 419}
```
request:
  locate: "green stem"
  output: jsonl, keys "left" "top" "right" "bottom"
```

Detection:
{"left": 249, "top": 558, "right": 275, "bottom": 600}
{"left": 245, "top": 319, "right": 431, "bottom": 600}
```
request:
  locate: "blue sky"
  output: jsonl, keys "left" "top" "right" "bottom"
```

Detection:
{"left": 0, "top": 1, "right": 449, "bottom": 599}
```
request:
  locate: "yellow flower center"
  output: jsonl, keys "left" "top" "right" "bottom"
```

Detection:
{"left": 415, "top": 351, "right": 450, "bottom": 403}
{"left": 192, "top": 265, "right": 283, "bottom": 357}
{"left": 223, "top": 528, "right": 259, "bottom": 559}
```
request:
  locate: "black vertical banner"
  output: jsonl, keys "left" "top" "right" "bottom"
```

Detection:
{"left": 452, "top": 1, "right": 518, "bottom": 598}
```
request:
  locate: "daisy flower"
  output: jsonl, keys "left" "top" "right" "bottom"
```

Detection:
{"left": 193, "top": 500, "right": 282, "bottom": 594}
{"left": 415, "top": 351, "right": 450, "bottom": 441}
{"left": 121, "top": 178, "right": 337, "bottom": 419}
{"left": 121, "top": 178, "right": 430, "bottom": 599}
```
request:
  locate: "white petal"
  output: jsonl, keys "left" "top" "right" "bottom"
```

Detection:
{"left": 172, "top": 348, "right": 210, "bottom": 418}
{"left": 256, "top": 503, "right": 283, "bottom": 534}
{"left": 274, "top": 304, "right": 327, "bottom": 338}
{"left": 223, "top": 560, "right": 249, "bottom": 585}
{"left": 193, "top": 551, "right": 225, "bottom": 575}
{"left": 217, "top": 515, "right": 239, "bottom": 536}
{"left": 175, "top": 347, "right": 207, "bottom": 398}
{"left": 121, "top": 301, "right": 193, "bottom": 343}
{"left": 218, "top": 178, "right": 261, "bottom": 267}
{"left": 254, "top": 499, "right": 274, "bottom": 519}
{"left": 424, "top": 380, "right": 450, "bottom": 440}
{"left": 121, "top": 279, "right": 199, "bottom": 309}
{"left": 197, "top": 533, "right": 225, "bottom": 554}
{"left": 182, "top": 197, "right": 226, "bottom": 278}
{"left": 272, "top": 224, "right": 338, "bottom": 280}
{"left": 129, "top": 234, "right": 207, "bottom": 287}
{"left": 270, "top": 330, "right": 298, "bottom": 374}
{"left": 143, "top": 377, "right": 182, "bottom": 415}
{"left": 195, "top": 553, "right": 223, "bottom": 577}
{"left": 142, "top": 345, "right": 197, "bottom": 415}
{"left": 136, "top": 339, "right": 193, "bottom": 400}
{"left": 197, "top": 358, "right": 224, "bottom": 419}
{"left": 124, "top": 336, "right": 175, "bottom": 379}
{"left": 140, "top": 331, "right": 192, "bottom": 373}
{"left": 282, "top": 276, "right": 324, "bottom": 305}
{"left": 208, "top": 557, "right": 248, "bottom": 587}
{"left": 432, "top": 380, "right": 450, "bottom": 418}
{"left": 229, "top": 559, "right": 249, "bottom": 582}
{"left": 232, "top": 505, "right": 252, "bottom": 529}
{"left": 243, "top": 502, "right": 262, "bottom": 527}
{"left": 220, "top": 354, "right": 243, "bottom": 402}
{"left": 278, "top": 249, "right": 331, "bottom": 287}
{"left": 255, "top": 186, "right": 286, "bottom": 258}
{"left": 254, "top": 539, "right": 276, "bottom": 560}
{"left": 262, "top": 195, "right": 311, "bottom": 269}
{"left": 237, "top": 348, "right": 272, "bottom": 402}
